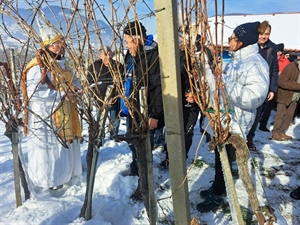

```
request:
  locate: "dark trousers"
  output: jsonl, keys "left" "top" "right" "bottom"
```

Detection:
{"left": 273, "top": 101, "right": 297, "bottom": 134}
{"left": 109, "top": 105, "right": 120, "bottom": 138}
{"left": 247, "top": 103, "right": 264, "bottom": 140}
{"left": 130, "top": 129, "right": 155, "bottom": 175}
{"left": 260, "top": 98, "right": 276, "bottom": 128}
{"left": 165, "top": 106, "right": 200, "bottom": 159}
{"left": 293, "top": 100, "right": 300, "bottom": 120}
{"left": 213, "top": 144, "right": 236, "bottom": 196}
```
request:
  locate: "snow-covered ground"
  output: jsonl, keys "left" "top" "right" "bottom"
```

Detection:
{"left": 0, "top": 111, "right": 299, "bottom": 225}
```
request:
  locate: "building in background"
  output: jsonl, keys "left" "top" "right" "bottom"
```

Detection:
{"left": 208, "top": 13, "right": 300, "bottom": 59}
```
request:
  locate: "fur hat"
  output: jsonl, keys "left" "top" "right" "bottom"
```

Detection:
{"left": 36, "top": 11, "right": 64, "bottom": 46}
{"left": 276, "top": 43, "right": 284, "bottom": 52}
{"left": 123, "top": 21, "right": 147, "bottom": 38}
{"left": 233, "top": 22, "right": 260, "bottom": 47}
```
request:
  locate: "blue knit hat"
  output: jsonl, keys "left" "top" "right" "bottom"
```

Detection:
{"left": 233, "top": 22, "right": 260, "bottom": 47}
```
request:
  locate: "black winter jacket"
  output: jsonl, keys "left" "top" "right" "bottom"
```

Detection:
{"left": 258, "top": 40, "right": 279, "bottom": 93}
{"left": 87, "top": 59, "right": 119, "bottom": 107}
{"left": 123, "top": 41, "right": 164, "bottom": 129}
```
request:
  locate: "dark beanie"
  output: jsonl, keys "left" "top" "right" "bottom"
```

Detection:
{"left": 233, "top": 21, "right": 260, "bottom": 47}
{"left": 124, "top": 21, "right": 147, "bottom": 37}
{"left": 276, "top": 43, "right": 284, "bottom": 52}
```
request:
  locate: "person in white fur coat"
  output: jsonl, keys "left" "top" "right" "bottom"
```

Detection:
{"left": 197, "top": 21, "right": 270, "bottom": 213}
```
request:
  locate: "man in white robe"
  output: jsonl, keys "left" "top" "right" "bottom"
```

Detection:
{"left": 22, "top": 16, "right": 82, "bottom": 189}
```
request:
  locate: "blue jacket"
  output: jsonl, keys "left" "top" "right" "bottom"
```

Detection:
{"left": 123, "top": 37, "right": 164, "bottom": 129}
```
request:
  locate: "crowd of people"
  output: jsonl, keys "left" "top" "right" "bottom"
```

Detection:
{"left": 14, "top": 11, "right": 300, "bottom": 218}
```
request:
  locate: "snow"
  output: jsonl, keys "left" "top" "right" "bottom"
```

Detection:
{"left": 0, "top": 111, "right": 300, "bottom": 225}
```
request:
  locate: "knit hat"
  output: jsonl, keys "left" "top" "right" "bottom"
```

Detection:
{"left": 233, "top": 22, "right": 260, "bottom": 47}
{"left": 276, "top": 43, "right": 284, "bottom": 52}
{"left": 123, "top": 21, "right": 147, "bottom": 38}
{"left": 36, "top": 11, "right": 64, "bottom": 47}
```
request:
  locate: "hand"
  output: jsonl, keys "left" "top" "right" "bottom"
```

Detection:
{"left": 148, "top": 117, "right": 158, "bottom": 130}
{"left": 267, "top": 92, "right": 275, "bottom": 101}
{"left": 213, "top": 68, "right": 222, "bottom": 77}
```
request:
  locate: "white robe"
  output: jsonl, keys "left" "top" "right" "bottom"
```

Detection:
{"left": 26, "top": 59, "right": 82, "bottom": 188}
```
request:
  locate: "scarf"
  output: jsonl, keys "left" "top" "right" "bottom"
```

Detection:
{"left": 21, "top": 57, "right": 81, "bottom": 141}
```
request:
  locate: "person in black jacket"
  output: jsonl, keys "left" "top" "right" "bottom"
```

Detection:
{"left": 160, "top": 31, "right": 200, "bottom": 168}
{"left": 87, "top": 46, "right": 120, "bottom": 138}
{"left": 122, "top": 21, "right": 164, "bottom": 176}
{"left": 247, "top": 20, "right": 279, "bottom": 150}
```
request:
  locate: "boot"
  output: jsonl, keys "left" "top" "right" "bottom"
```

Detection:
{"left": 160, "top": 158, "right": 169, "bottom": 169}
{"left": 247, "top": 139, "right": 257, "bottom": 151}
{"left": 196, "top": 194, "right": 225, "bottom": 213}
{"left": 272, "top": 132, "right": 286, "bottom": 141}
{"left": 282, "top": 133, "right": 292, "bottom": 140}
{"left": 259, "top": 125, "right": 270, "bottom": 132}
{"left": 199, "top": 185, "right": 214, "bottom": 199}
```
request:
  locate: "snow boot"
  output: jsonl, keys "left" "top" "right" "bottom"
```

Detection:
{"left": 196, "top": 194, "right": 224, "bottom": 213}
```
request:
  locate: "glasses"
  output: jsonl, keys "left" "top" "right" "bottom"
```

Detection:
{"left": 228, "top": 36, "right": 238, "bottom": 43}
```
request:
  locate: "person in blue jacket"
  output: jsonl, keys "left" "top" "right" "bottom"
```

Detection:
{"left": 121, "top": 21, "right": 164, "bottom": 177}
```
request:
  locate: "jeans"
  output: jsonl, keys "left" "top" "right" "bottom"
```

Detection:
{"left": 153, "top": 127, "right": 165, "bottom": 147}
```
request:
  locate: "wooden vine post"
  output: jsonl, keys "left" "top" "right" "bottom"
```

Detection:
{"left": 218, "top": 144, "right": 244, "bottom": 224}
{"left": 154, "top": 0, "right": 191, "bottom": 224}
{"left": 11, "top": 132, "right": 22, "bottom": 207}
{"left": 9, "top": 48, "right": 22, "bottom": 207}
